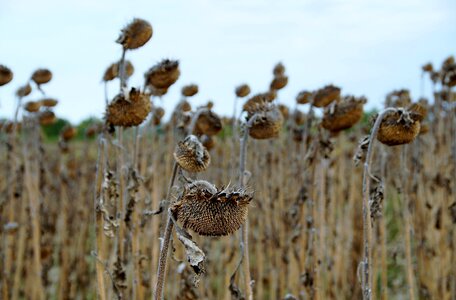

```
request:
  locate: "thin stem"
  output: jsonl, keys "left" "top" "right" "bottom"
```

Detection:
{"left": 119, "top": 48, "right": 127, "bottom": 90}
{"left": 362, "top": 107, "right": 397, "bottom": 300}
{"left": 237, "top": 116, "right": 257, "bottom": 300}
{"left": 154, "top": 162, "right": 179, "bottom": 300}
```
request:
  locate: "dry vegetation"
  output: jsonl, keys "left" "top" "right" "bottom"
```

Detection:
{"left": 1, "top": 18, "right": 455, "bottom": 300}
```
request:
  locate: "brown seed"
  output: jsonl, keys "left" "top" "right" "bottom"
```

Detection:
{"left": 312, "top": 85, "right": 341, "bottom": 107}
{"left": 144, "top": 59, "right": 180, "bottom": 90}
{"left": 377, "top": 109, "right": 421, "bottom": 146}
{"left": 270, "top": 75, "right": 288, "bottom": 90}
{"left": 40, "top": 98, "right": 58, "bottom": 107}
{"left": 194, "top": 110, "right": 222, "bottom": 136}
{"left": 171, "top": 180, "right": 252, "bottom": 236}
{"left": 273, "top": 62, "right": 285, "bottom": 76}
{"left": 39, "top": 110, "right": 57, "bottom": 125}
{"left": 16, "top": 83, "right": 32, "bottom": 97}
{"left": 103, "top": 61, "right": 135, "bottom": 81}
{"left": 321, "top": 96, "right": 366, "bottom": 132}
{"left": 106, "top": 88, "right": 152, "bottom": 127}
{"left": 296, "top": 91, "right": 312, "bottom": 104}
{"left": 0, "top": 65, "right": 13, "bottom": 86}
{"left": 60, "top": 125, "right": 77, "bottom": 141}
{"left": 182, "top": 84, "right": 199, "bottom": 97}
{"left": 174, "top": 135, "right": 211, "bottom": 172}
{"left": 247, "top": 103, "right": 284, "bottom": 139}
{"left": 31, "top": 69, "right": 52, "bottom": 85}
{"left": 235, "top": 84, "right": 251, "bottom": 98}
{"left": 24, "top": 101, "right": 42, "bottom": 113}
{"left": 116, "top": 18, "right": 153, "bottom": 50}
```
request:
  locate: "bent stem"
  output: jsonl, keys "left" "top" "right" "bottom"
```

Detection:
{"left": 237, "top": 115, "right": 257, "bottom": 300}
{"left": 154, "top": 162, "right": 179, "bottom": 300}
{"left": 361, "top": 107, "right": 396, "bottom": 300}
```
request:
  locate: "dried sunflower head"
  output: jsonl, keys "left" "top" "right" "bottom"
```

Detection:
{"left": 312, "top": 85, "right": 341, "bottom": 107}
{"left": 200, "top": 134, "right": 215, "bottom": 151}
{"left": 273, "top": 62, "right": 285, "bottom": 77}
{"left": 174, "top": 135, "right": 211, "bottom": 172}
{"left": 321, "top": 96, "right": 366, "bottom": 132}
{"left": 171, "top": 180, "right": 253, "bottom": 236}
{"left": 385, "top": 89, "right": 411, "bottom": 108}
{"left": 144, "top": 59, "right": 180, "bottom": 90}
{"left": 278, "top": 104, "right": 289, "bottom": 119}
{"left": 39, "top": 110, "right": 56, "bottom": 125}
{"left": 182, "top": 84, "right": 199, "bottom": 97}
{"left": 39, "top": 98, "right": 58, "bottom": 107}
{"left": 296, "top": 90, "right": 312, "bottom": 105}
{"left": 235, "top": 84, "right": 251, "bottom": 98}
{"left": 60, "top": 125, "right": 77, "bottom": 141}
{"left": 116, "top": 18, "right": 153, "bottom": 50}
{"left": 152, "top": 107, "right": 165, "bottom": 125}
{"left": 103, "top": 60, "right": 134, "bottom": 82}
{"left": 24, "top": 101, "right": 42, "bottom": 113}
{"left": 194, "top": 110, "right": 222, "bottom": 136}
{"left": 270, "top": 75, "right": 288, "bottom": 90}
{"left": 16, "top": 83, "right": 32, "bottom": 98}
{"left": 106, "top": 88, "right": 151, "bottom": 127}
{"left": 376, "top": 106, "right": 424, "bottom": 146}
{"left": 422, "top": 62, "right": 433, "bottom": 73}
{"left": 31, "top": 69, "right": 52, "bottom": 85}
{"left": 243, "top": 92, "right": 276, "bottom": 113}
{"left": 247, "top": 102, "right": 283, "bottom": 140}
{"left": 0, "top": 65, "right": 13, "bottom": 86}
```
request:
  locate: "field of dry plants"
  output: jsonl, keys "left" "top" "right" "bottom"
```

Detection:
{"left": 1, "top": 18, "right": 455, "bottom": 300}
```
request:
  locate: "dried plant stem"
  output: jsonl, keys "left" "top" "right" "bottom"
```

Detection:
{"left": 401, "top": 146, "right": 416, "bottom": 300}
{"left": 119, "top": 48, "right": 127, "bottom": 90}
{"left": 94, "top": 137, "right": 108, "bottom": 300}
{"left": 237, "top": 116, "right": 257, "bottom": 300}
{"left": 116, "top": 127, "right": 126, "bottom": 261}
{"left": 154, "top": 162, "right": 179, "bottom": 300}
{"left": 362, "top": 107, "right": 396, "bottom": 300}
{"left": 23, "top": 119, "right": 45, "bottom": 300}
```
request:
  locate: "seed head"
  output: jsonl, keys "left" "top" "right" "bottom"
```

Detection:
{"left": 278, "top": 104, "right": 289, "bottom": 119}
{"left": 200, "top": 134, "right": 215, "bottom": 151}
{"left": 270, "top": 75, "right": 288, "bottom": 90}
{"left": 39, "top": 110, "right": 56, "bottom": 125}
{"left": 103, "top": 60, "right": 134, "bottom": 82}
{"left": 293, "top": 109, "right": 306, "bottom": 125}
{"left": 312, "top": 85, "right": 341, "bottom": 107}
{"left": 174, "top": 135, "right": 211, "bottom": 172}
{"left": 24, "top": 101, "right": 42, "bottom": 113}
{"left": 194, "top": 110, "right": 222, "bottom": 136}
{"left": 116, "top": 18, "right": 153, "bottom": 50}
{"left": 422, "top": 63, "right": 433, "bottom": 73}
{"left": 321, "top": 96, "right": 366, "bottom": 132}
{"left": 376, "top": 107, "right": 423, "bottom": 146}
{"left": 16, "top": 83, "right": 32, "bottom": 98}
{"left": 235, "top": 84, "right": 251, "bottom": 98}
{"left": 182, "top": 84, "right": 199, "bottom": 97}
{"left": 144, "top": 59, "right": 180, "bottom": 90}
{"left": 31, "top": 69, "right": 52, "bottom": 85}
{"left": 296, "top": 90, "right": 312, "bottom": 105}
{"left": 273, "top": 62, "right": 285, "bottom": 76}
{"left": 243, "top": 92, "right": 275, "bottom": 113}
{"left": 247, "top": 102, "right": 283, "bottom": 140}
{"left": 60, "top": 125, "right": 77, "bottom": 141}
{"left": 152, "top": 107, "right": 165, "bottom": 125}
{"left": 106, "top": 88, "right": 151, "bottom": 127}
{"left": 171, "top": 180, "right": 252, "bottom": 236}
{"left": 39, "top": 98, "right": 58, "bottom": 107}
{"left": 0, "top": 65, "right": 13, "bottom": 86}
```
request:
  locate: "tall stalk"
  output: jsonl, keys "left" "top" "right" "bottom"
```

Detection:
{"left": 361, "top": 107, "right": 397, "bottom": 300}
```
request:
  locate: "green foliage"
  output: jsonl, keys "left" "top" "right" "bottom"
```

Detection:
{"left": 41, "top": 118, "right": 70, "bottom": 140}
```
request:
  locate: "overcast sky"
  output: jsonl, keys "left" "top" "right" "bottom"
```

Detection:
{"left": 1, "top": 0, "right": 455, "bottom": 123}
